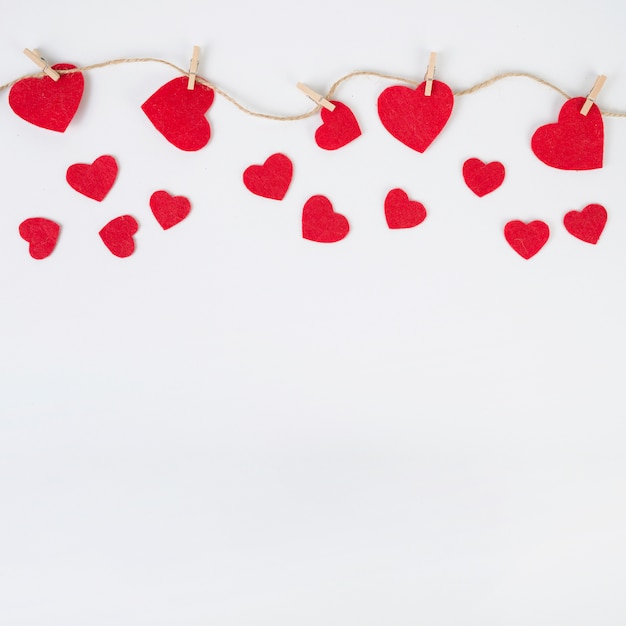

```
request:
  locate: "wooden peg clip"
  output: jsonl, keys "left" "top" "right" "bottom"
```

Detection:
{"left": 23, "top": 48, "right": 60, "bottom": 81}
{"left": 424, "top": 52, "right": 437, "bottom": 96}
{"left": 297, "top": 82, "right": 335, "bottom": 111}
{"left": 581, "top": 75, "right": 606, "bottom": 115}
{"left": 187, "top": 45, "right": 200, "bottom": 90}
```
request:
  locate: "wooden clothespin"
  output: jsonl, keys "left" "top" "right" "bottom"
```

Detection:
{"left": 424, "top": 52, "right": 437, "bottom": 96}
{"left": 581, "top": 75, "right": 606, "bottom": 115}
{"left": 187, "top": 46, "right": 200, "bottom": 90}
{"left": 297, "top": 82, "right": 335, "bottom": 111}
{"left": 23, "top": 48, "right": 60, "bottom": 81}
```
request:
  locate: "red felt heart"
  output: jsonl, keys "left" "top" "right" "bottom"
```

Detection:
{"left": 563, "top": 203, "right": 607, "bottom": 244}
{"left": 19, "top": 218, "right": 60, "bottom": 259}
{"left": 243, "top": 153, "right": 293, "bottom": 200}
{"left": 384, "top": 189, "right": 427, "bottom": 229}
{"left": 315, "top": 101, "right": 361, "bottom": 150}
{"left": 141, "top": 77, "right": 214, "bottom": 151}
{"left": 462, "top": 158, "right": 505, "bottom": 196}
{"left": 377, "top": 80, "right": 454, "bottom": 152}
{"left": 531, "top": 97, "right": 603, "bottom": 170}
{"left": 302, "top": 195, "right": 349, "bottom": 243}
{"left": 150, "top": 190, "right": 191, "bottom": 229}
{"left": 99, "top": 215, "right": 139, "bottom": 258}
{"left": 504, "top": 220, "right": 550, "bottom": 259}
{"left": 9, "top": 63, "right": 84, "bottom": 132}
{"left": 66, "top": 155, "right": 118, "bottom": 201}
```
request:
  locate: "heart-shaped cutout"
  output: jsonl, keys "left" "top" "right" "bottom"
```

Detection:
{"left": 302, "top": 195, "right": 349, "bottom": 243}
{"left": 377, "top": 80, "right": 454, "bottom": 153}
{"left": 66, "top": 155, "right": 118, "bottom": 201}
{"left": 141, "top": 77, "right": 214, "bottom": 151}
{"left": 531, "top": 97, "right": 603, "bottom": 170}
{"left": 462, "top": 158, "right": 505, "bottom": 196}
{"left": 563, "top": 203, "right": 607, "bottom": 244}
{"left": 150, "top": 190, "right": 191, "bottom": 229}
{"left": 243, "top": 153, "right": 293, "bottom": 200}
{"left": 19, "top": 218, "right": 60, "bottom": 259}
{"left": 9, "top": 63, "right": 84, "bottom": 132}
{"left": 99, "top": 215, "right": 139, "bottom": 258}
{"left": 315, "top": 101, "right": 361, "bottom": 150}
{"left": 384, "top": 189, "right": 427, "bottom": 229}
{"left": 504, "top": 220, "right": 550, "bottom": 259}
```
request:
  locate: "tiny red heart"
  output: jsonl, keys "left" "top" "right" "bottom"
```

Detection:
{"left": 243, "top": 153, "right": 293, "bottom": 200}
{"left": 315, "top": 101, "right": 361, "bottom": 150}
{"left": 563, "top": 203, "right": 607, "bottom": 244}
{"left": 150, "top": 191, "right": 191, "bottom": 229}
{"left": 384, "top": 189, "right": 427, "bottom": 229}
{"left": 504, "top": 220, "right": 550, "bottom": 259}
{"left": 99, "top": 215, "right": 139, "bottom": 258}
{"left": 19, "top": 218, "right": 61, "bottom": 259}
{"left": 462, "top": 158, "right": 505, "bottom": 196}
{"left": 66, "top": 155, "right": 118, "bottom": 201}
{"left": 142, "top": 77, "right": 214, "bottom": 151}
{"left": 302, "top": 195, "right": 349, "bottom": 243}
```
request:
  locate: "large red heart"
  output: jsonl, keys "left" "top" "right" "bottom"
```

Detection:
{"left": 315, "top": 101, "right": 361, "bottom": 150}
{"left": 99, "top": 215, "right": 139, "bottom": 258}
{"left": 563, "top": 203, "right": 607, "bottom": 244}
{"left": 302, "top": 195, "right": 349, "bottom": 243}
{"left": 150, "top": 190, "right": 191, "bottom": 229}
{"left": 66, "top": 155, "right": 118, "bottom": 201}
{"left": 243, "top": 153, "right": 293, "bottom": 200}
{"left": 377, "top": 80, "right": 454, "bottom": 152}
{"left": 504, "top": 220, "right": 550, "bottom": 259}
{"left": 531, "top": 97, "right": 603, "bottom": 170}
{"left": 8, "top": 63, "right": 84, "bottom": 132}
{"left": 141, "top": 77, "right": 214, "bottom": 151}
{"left": 384, "top": 189, "right": 427, "bottom": 229}
{"left": 19, "top": 218, "right": 61, "bottom": 259}
{"left": 462, "top": 158, "right": 505, "bottom": 196}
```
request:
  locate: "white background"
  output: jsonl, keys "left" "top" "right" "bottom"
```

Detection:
{"left": 1, "top": 1, "right": 625, "bottom": 624}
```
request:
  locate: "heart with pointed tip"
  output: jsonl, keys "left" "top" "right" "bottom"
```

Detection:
{"left": 504, "top": 220, "right": 550, "bottom": 259}
{"left": 384, "top": 189, "right": 427, "bottom": 229}
{"left": 19, "top": 218, "right": 61, "bottom": 259}
{"left": 243, "top": 153, "right": 293, "bottom": 200}
{"left": 462, "top": 158, "right": 505, "bottom": 196}
{"left": 315, "top": 101, "right": 361, "bottom": 150}
{"left": 150, "top": 191, "right": 191, "bottom": 229}
{"left": 302, "top": 195, "right": 349, "bottom": 243}
{"left": 66, "top": 155, "right": 118, "bottom": 201}
{"left": 99, "top": 215, "right": 139, "bottom": 258}
{"left": 563, "top": 203, "right": 607, "bottom": 244}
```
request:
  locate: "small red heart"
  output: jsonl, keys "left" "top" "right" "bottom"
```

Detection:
{"left": 384, "top": 189, "right": 427, "bottom": 229}
{"left": 504, "top": 220, "right": 550, "bottom": 259}
{"left": 563, "top": 203, "right": 607, "bottom": 244}
{"left": 243, "top": 153, "right": 293, "bottom": 200}
{"left": 99, "top": 215, "right": 139, "bottom": 258}
{"left": 531, "top": 97, "right": 603, "bottom": 170}
{"left": 378, "top": 80, "right": 454, "bottom": 153}
{"left": 462, "top": 158, "right": 505, "bottom": 196}
{"left": 302, "top": 195, "right": 349, "bottom": 243}
{"left": 315, "top": 101, "right": 361, "bottom": 150}
{"left": 19, "top": 218, "right": 60, "bottom": 259}
{"left": 66, "top": 155, "right": 118, "bottom": 201}
{"left": 9, "top": 63, "right": 84, "bottom": 132}
{"left": 150, "top": 190, "right": 191, "bottom": 229}
{"left": 141, "top": 77, "right": 214, "bottom": 151}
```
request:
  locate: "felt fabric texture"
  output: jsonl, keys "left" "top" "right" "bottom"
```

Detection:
{"left": 377, "top": 80, "right": 454, "bottom": 153}
{"left": 243, "top": 153, "right": 293, "bottom": 200}
{"left": 563, "top": 203, "right": 607, "bottom": 244}
{"left": 99, "top": 215, "right": 139, "bottom": 258}
{"left": 504, "top": 220, "right": 550, "bottom": 259}
{"left": 384, "top": 188, "right": 427, "bottom": 229}
{"left": 302, "top": 195, "right": 349, "bottom": 243}
{"left": 8, "top": 63, "right": 84, "bottom": 132}
{"left": 66, "top": 155, "right": 118, "bottom": 201}
{"left": 462, "top": 158, "right": 505, "bottom": 196}
{"left": 141, "top": 77, "right": 214, "bottom": 151}
{"left": 150, "top": 191, "right": 191, "bottom": 229}
{"left": 18, "top": 218, "right": 60, "bottom": 259}
{"left": 315, "top": 101, "right": 361, "bottom": 150}
{"left": 531, "top": 97, "right": 603, "bottom": 170}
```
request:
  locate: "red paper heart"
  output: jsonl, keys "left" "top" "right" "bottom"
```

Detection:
{"left": 462, "top": 158, "right": 505, "bottom": 196}
{"left": 99, "top": 215, "right": 139, "bottom": 258}
{"left": 141, "top": 77, "right": 214, "bottom": 151}
{"left": 504, "top": 220, "right": 550, "bottom": 259}
{"left": 377, "top": 80, "right": 454, "bottom": 152}
{"left": 243, "top": 153, "right": 293, "bottom": 200}
{"left": 384, "top": 189, "right": 427, "bottom": 229}
{"left": 302, "top": 195, "right": 349, "bottom": 243}
{"left": 66, "top": 155, "right": 118, "bottom": 201}
{"left": 315, "top": 101, "right": 362, "bottom": 150}
{"left": 9, "top": 63, "right": 84, "bottom": 132}
{"left": 563, "top": 203, "right": 607, "bottom": 244}
{"left": 19, "top": 218, "right": 60, "bottom": 259}
{"left": 531, "top": 97, "right": 603, "bottom": 170}
{"left": 150, "top": 190, "right": 191, "bottom": 229}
